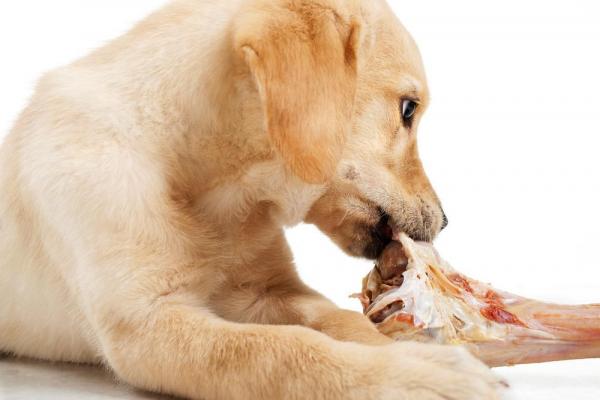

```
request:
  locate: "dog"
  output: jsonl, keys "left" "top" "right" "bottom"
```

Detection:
{"left": 0, "top": 0, "right": 503, "bottom": 398}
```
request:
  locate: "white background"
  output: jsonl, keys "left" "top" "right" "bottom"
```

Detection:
{"left": 1, "top": 1, "right": 599, "bottom": 399}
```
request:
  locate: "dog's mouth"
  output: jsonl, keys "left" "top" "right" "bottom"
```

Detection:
{"left": 362, "top": 212, "right": 394, "bottom": 259}
{"left": 346, "top": 214, "right": 426, "bottom": 260}
{"left": 361, "top": 204, "right": 445, "bottom": 259}
{"left": 308, "top": 194, "right": 445, "bottom": 260}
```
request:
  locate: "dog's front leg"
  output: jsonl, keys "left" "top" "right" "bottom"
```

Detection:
{"left": 211, "top": 233, "right": 392, "bottom": 346}
{"left": 97, "top": 302, "right": 360, "bottom": 399}
{"left": 79, "top": 258, "right": 364, "bottom": 399}
{"left": 292, "top": 295, "right": 394, "bottom": 345}
{"left": 245, "top": 282, "right": 393, "bottom": 345}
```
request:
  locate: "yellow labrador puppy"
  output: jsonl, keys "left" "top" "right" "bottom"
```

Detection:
{"left": 0, "top": 0, "right": 502, "bottom": 399}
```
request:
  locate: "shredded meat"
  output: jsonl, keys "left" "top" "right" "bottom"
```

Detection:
{"left": 370, "top": 301, "right": 404, "bottom": 323}
{"left": 376, "top": 241, "right": 408, "bottom": 281}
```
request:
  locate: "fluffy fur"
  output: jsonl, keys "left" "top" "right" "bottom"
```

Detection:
{"left": 0, "top": 0, "right": 502, "bottom": 399}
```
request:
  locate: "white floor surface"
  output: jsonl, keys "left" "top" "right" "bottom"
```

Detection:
{"left": 1, "top": 356, "right": 598, "bottom": 399}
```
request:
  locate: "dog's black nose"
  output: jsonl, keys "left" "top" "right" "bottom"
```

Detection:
{"left": 441, "top": 211, "right": 449, "bottom": 231}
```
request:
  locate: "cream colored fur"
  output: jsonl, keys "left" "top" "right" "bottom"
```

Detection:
{"left": 0, "top": 0, "right": 503, "bottom": 399}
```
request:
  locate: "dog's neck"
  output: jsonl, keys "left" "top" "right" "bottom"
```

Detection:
{"left": 70, "top": 0, "right": 325, "bottom": 233}
{"left": 74, "top": 1, "right": 237, "bottom": 133}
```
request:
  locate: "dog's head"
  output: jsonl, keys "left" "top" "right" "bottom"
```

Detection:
{"left": 235, "top": 0, "right": 445, "bottom": 258}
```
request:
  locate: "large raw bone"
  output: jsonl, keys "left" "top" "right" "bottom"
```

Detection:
{"left": 356, "top": 234, "right": 600, "bottom": 367}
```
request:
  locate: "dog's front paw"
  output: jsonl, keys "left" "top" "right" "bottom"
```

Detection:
{"left": 353, "top": 342, "right": 506, "bottom": 400}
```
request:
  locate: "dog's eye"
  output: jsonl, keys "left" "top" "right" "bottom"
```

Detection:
{"left": 401, "top": 99, "right": 418, "bottom": 125}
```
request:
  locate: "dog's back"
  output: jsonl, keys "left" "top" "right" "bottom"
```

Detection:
{"left": 0, "top": 0, "right": 237, "bottom": 362}
{"left": 0, "top": 84, "right": 102, "bottom": 362}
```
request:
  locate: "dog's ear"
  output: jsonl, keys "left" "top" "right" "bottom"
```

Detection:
{"left": 235, "top": 3, "right": 361, "bottom": 184}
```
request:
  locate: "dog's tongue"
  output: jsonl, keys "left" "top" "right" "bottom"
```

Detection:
{"left": 361, "top": 234, "right": 600, "bottom": 367}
